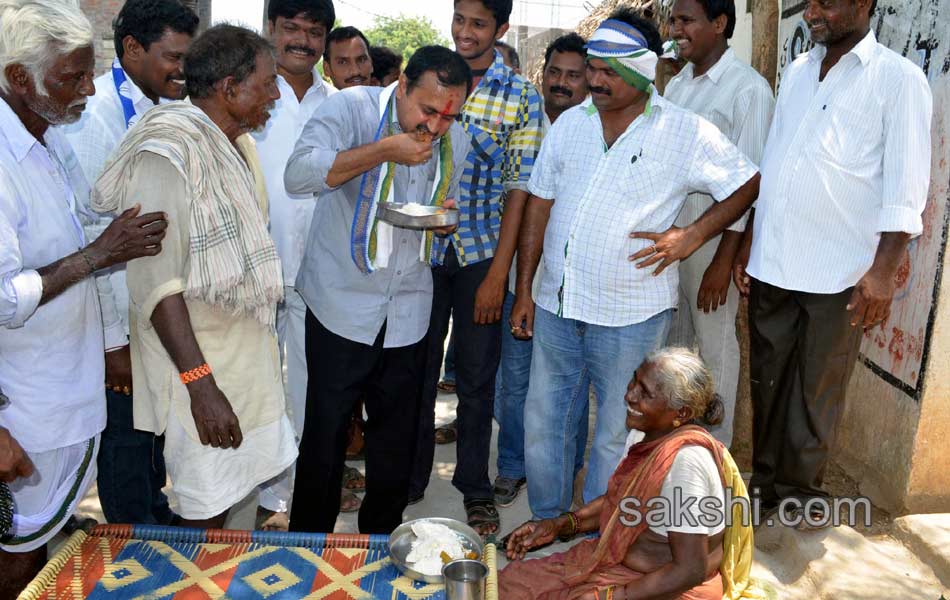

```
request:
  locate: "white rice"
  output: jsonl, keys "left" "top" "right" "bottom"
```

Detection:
{"left": 405, "top": 521, "right": 467, "bottom": 576}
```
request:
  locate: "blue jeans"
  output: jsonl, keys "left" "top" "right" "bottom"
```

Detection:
{"left": 97, "top": 390, "right": 175, "bottom": 524}
{"left": 524, "top": 307, "right": 672, "bottom": 519}
{"left": 494, "top": 293, "right": 587, "bottom": 481}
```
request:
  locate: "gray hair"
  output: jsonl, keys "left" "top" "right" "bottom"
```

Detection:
{"left": 0, "top": 0, "right": 94, "bottom": 95}
{"left": 645, "top": 347, "right": 723, "bottom": 426}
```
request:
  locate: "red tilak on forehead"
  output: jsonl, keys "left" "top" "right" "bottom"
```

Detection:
{"left": 440, "top": 100, "right": 454, "bottom": 117}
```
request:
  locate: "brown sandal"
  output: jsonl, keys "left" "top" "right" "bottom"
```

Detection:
{"left": 464, "top": 498, "right": 500, "bottom": 537}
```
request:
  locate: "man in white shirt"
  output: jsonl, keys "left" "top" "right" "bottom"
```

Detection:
{"left": 663, "top": 0, "right": 774, "bottom": 448}
{"left": 734, "top": 0, "right": 931, "bottom": 523}
{"left": 510, "top": 9, "right": 759, "bottom": 520}
{"left": 61, "top": 0, "right": 198, "bottom": 529}
{"left": 493, "top": 32, "right": 590, "bottom": 509}
{"left": 252, "top": 0, "right": 339, "bottom": 529}
{"left": 0, "top": 1, "right": 166, "bottom": 592}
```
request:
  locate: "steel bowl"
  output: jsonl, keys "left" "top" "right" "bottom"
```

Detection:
{"left": 388, "top": 517, "right": 483, "bottom": 584}
{"left": 377, "top": 202, "right": 459, "bottom": 230}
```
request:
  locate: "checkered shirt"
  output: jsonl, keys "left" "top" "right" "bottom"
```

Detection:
{"left": 430, "top": 50, "right": 544, "bottom": 266}
{"left": 529, "top": 89, "right": 758, "bottom": 327}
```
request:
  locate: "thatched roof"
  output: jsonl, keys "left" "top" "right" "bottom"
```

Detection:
{"left": 576, "top": 0, "right": 666, "bottom": 38}
{"left": 528, "top": 0, "right": 675, "bottom": 89}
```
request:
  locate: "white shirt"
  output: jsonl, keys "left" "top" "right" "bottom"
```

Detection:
{"left": 0, "top": 99, "right": 107, "bottom": 453}
{"left": 624, "top": 431, "right": 725, "bottom": 537}
{"left": 665, "top": 48, "right": 775, "bottom": 232}
{"left": 528, "top": 89, "right": 758, "bottom": 327}
{"left": 252, "top": 72, "right": 335, "bottom": 284}
{"left": 61, "top": 65, "right": 162, "bottom": 350}
{"left": 748, "top": 31, "right": 932, "bottom": 293}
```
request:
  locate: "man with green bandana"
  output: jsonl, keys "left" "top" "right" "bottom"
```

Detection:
{"left": 509, "top": 8, "right": 761, "bottom": 520}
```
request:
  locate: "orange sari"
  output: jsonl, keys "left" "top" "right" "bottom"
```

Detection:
{"left": 498, "top": 426, "right": 729, "bottom": 600}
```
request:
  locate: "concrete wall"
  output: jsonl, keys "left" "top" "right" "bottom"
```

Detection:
{"left": 732, "top": 0, "right": 753, "bottom": 64}
{"left": 771, "top": 0, "right": 950, "bottom": 514}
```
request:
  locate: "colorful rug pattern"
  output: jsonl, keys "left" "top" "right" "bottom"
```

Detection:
{"left": 19, "top": 524, "right": 499, "bottom": 600}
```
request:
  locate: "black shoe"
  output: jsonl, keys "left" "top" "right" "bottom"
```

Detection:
{"left": 407, "top": 492, "right": 425, "bottom": 506}
{"left": 492, "top": 476, "right": 527, "bottom": 507}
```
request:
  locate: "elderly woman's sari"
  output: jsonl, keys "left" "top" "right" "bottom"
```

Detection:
{"left": 498, "top": 426, "right": 762, "bottom": 600}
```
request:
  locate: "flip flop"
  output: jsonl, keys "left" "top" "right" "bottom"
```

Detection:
{"left": 437, "top": 380, "right": 456, "bottom": 393}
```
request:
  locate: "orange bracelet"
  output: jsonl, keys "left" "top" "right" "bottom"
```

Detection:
{"left": 180, "top": 363, "right": 212, "bottom": 385}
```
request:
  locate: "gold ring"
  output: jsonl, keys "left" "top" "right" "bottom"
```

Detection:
{"left": 651, "top": 244, "right": 658, "bottom": 254}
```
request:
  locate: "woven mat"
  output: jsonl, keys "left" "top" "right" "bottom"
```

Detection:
{"left": 19, "top": 524, "right": 499, "bottom": 599}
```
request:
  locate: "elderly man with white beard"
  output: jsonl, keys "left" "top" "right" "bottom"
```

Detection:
{"left": 0, "top": 1, "right": 168, "bottom": 595}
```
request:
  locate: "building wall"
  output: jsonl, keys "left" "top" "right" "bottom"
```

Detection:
{"left": 79, "top": 0, "right": 212, "bottom": 74}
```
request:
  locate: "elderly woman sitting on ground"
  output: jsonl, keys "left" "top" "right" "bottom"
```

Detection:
{"left": 499, "top": 348, "right": 759, "bottom": 600}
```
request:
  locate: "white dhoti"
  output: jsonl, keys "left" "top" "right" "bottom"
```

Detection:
{"left": 164, "top": 413, "right": 297, "bottom": 520}
{"left": 1, "top": 436, "right": 99, "bottom": 553}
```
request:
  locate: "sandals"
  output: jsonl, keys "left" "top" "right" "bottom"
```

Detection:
{"left": 434, "top": 419, "right": 458, "bottom": 444}
{"left": 464, "top": 498, "right": 500, "bottom": 537}
{"left": 437, "top": 380, "right": 457, "bottom": 393}
{"left": 342, "top": 465, "right": 366, "bottom": 492}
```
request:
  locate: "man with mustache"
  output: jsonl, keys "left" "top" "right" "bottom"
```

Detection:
{"left": 540, "top": 33, "right": 589, "bottom": 126}
{"left": 0, "top": 1, "right": 167, "bottom": 593}
{"left": 493, "top": 32, "right": 590, "bottom": 509}
{"left": 734, "top": 0, "right": 931, "bottom": 527}
{"left": 323, "top": 26, "right": 372, "bottom": 91}
{"left": 284, "top": 46, "right": 470, "bottom": 535}
{"left": 92, "top": 24, "right": 297, "bottom": 531}
{"left": 252, "top": 0, "right": 347, "bottom": 531}
{"left": 509, "top": 8, "right": 760, "bottom": 521}
{"left": 661, "top": 0, "right": 773, "bottom": 448}
{"left": 61, "top": 0, "right": 198, "bottom": 530}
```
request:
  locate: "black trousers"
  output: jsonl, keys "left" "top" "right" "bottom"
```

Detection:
{"left": 290, "top": 311, "right": 426, "bottom": 534}
{"left": 409, "top": 246, "right": 501, "bottom": 501}
{"left": 748, "top": 278, "right": 862, "bottom": 505}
